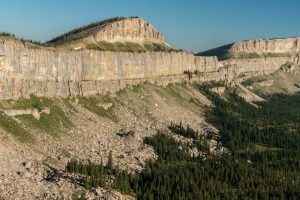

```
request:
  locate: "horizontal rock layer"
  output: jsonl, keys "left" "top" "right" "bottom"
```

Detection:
{"left": 93, "top": 18, "right": 164, "bottom": 44}
{"left": 0, "top": 38, "right": 298, "bottom": 100}
{"left": 229, "top": 37, "right": 300, "bottom": 54}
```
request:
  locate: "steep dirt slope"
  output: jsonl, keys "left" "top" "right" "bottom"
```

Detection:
{"left": 197, "top": 37, "right": 300, "bottom": 60}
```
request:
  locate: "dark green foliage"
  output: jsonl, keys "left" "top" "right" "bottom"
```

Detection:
{"left": 77, "top": 96, "right": 118, "bottom": 122}
{"left": 241, "top": 78, "right": 255, "bottom": 86}
{"left": 183, "top": 70, "right": 193, "bottom": 80}
{"left": 129, "top": 88, "right": 300, "bottom": 199}
{"left": 113, "top": 169, "right": 133, "bottom": 194}
{"left": 66, "top": 160, "right": 106, "bottom": 188}
{"left": 199, "top": 84, "right": 300, "bottom": 152}
{"left": 66, "top": 158, "right": 134, "bottom": 194}
{"left": 0, "top": 32, "right": 42, "bottom": 45}
{"left": 67, "top": 85, "right": 300, "bottom": 199}
{"left": 196, "top": 43, "right": 234, "bottom": 60}
{"left": 107, "top": 151, "right": 113, "bottom": 170}
{"left": 86, "top": 41, "right": 173, "bottom": 52}
{"left": 0, "top": 32, "right": 15, "bottom": 37}
{"left": 20, "top": 38, "right": 42, "bottom": 45}
{"left": 193, "top": 69, "right": 200, "bottom": 75}
{"left": 241, "top": 77, "right": 266, "bottom": 87}
{"left": 0, "top": 111, "right": 34, "bottom": 143}
{"left": 168, "top": 122, "right": 199, "bottom": 140}
{"left": 144, "top": 132, "right": 190, "bottom": 161}
{"left": 15, "top": 95, "right": 72, "bottom": 136}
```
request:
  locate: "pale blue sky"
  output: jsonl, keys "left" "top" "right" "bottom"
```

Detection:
{"left": 1, "top": 0, "right": 299, "bottom": 52}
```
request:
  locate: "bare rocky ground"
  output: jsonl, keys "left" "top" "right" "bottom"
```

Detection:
{"left": 0, "top": 83, "right": 220, "bottom": 200}
{"left": 241, "top": 64, "right": 300, "bottom": 96}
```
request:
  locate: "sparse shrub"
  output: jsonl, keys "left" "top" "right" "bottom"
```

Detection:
{"left": 183, "top": 70, "right": 193, "bottom": 80}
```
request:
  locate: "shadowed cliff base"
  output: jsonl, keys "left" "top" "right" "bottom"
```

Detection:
{"left": 196, "top": 43, "right": 234, "bottom": 60}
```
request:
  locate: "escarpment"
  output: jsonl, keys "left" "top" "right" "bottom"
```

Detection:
{"left": 198, "top": 37, "right": 300, "bottom": 60}
{"left": 46, "top": 17, "right": 173, "bottom": 52}
{"left": 230, "top": 37, "right": 300, "bottom": 54}
{"left": 0, "top": 38, "right": 218, "bottom": 99}
{"left": 1, "top": 37, "right": 298, "bottom": 100}
{"left": 0, "top": 18, "right": 299, "bottom": 100}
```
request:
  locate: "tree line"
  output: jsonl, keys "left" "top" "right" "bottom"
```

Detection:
{"left": 66, "top": 83, "right": 300, "bottom": 199}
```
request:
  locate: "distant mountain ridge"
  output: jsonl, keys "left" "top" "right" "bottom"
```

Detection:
{"left": 197, "top": 36, "right": 300, "bottom": 60}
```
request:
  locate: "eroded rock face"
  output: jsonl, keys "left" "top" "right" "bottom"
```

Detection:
{"left": 219, "top": 56, "right": 296, "bottom": 75}
{"left": 229, "top": 37, "right": 300, "bottom": 54}
{"left": 0, "top": 38, "right": 219, "bottom": 99}
{"left": 0, "top": 37, "right": 299, "bottom": 100}
{"left": 93, "top": 18, "right": 164, "bottom": 44}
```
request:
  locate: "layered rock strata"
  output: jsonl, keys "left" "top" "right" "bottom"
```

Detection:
{"left": 0, "top": 38, "right": 298, "bottom": 100}
{"left": 93, "top": 18, "right": 164, "bottom": 44}
{"left": 47, "top": 17, "right": 172, "bottom": 51}
{"left": 229, "top": 37, "right": 300, "bottom": 54}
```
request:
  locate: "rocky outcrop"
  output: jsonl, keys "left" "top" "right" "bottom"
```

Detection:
{"left": 2, "top": 26, "right": 300, "bottom": 101}
{"left": 219, "top": 56, "right": 298, "bottom": 75}
{"left": 0, "top": 37, "right": 221, "bottom": 100}
{"left": 47, "top": 17, "right": 172, "bottom": 51}
{"left": 229, "top": 37, "right": 300, "bottom": 54}
{"left": 3, "top": 107, "right": 50, "bottom": 120}
{"left": 1, "top": 36, "right": 299, "bottom": 100}
{"left": 93, "top": 18, "right": 164, "bottom": 44}
{"left": 197, "top": 37, "right": 300, "bottom": 60}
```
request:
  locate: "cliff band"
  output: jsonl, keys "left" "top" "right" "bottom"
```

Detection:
{"left": 0, "top": 18, "right": 299, "bottom": 100}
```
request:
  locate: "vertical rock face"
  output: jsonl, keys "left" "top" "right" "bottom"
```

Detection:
{"left": 46, "top": 17, "right": 171, "bottom": 51}
{"left": 0, "top": 37, "right": 298, "bottom": 100}
{"left": 93, "top": 18, "right": 164, "bottom": 44}
{"left": 0, "top": 38, "right": 219, "bottom": 99}
{"left": 229, "top": 37, "right": 300, "bottom": 54}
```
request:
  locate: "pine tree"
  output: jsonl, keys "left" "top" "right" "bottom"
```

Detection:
{"left": 107, "top": 151, "right": 113, "bottom": 170}
{"left": 82, "top": 165, "right": 88, "bottom": 176}
{"left": 84, "top": 177, "right": 90, "bottom": 190}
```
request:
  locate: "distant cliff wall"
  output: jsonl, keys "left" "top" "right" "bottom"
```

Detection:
{"left": 93, "top": 18, "right": 164, "bottom": 44}
{"left": 229, "top": 37, "right": 300, "bottom": 54}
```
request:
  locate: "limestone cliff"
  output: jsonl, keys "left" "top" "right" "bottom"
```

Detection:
{"left": 92, "top": 18, "right": 164, "bottom": 44}
{"left": 230, "top": 37, "right": 300, "bottom": 54}
{"left": 198, "top": 37, "right": 300, "bottom": 60}
{"left": 0, "top": 37, "right": 217, "bottom": 99}
{"left": 1, "top": 36, "right": 299, "bottom": 100}
{"left": 1, "top": 18, "right": 299, "bottom": 100}
{"left": 46, "top": 17, "right": 173, "bottom": 52}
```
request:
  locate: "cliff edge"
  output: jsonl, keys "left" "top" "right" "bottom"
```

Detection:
{"left": 46, "top": 17, "right": 174, "bottom": 52}
{"left": 197, "top": 37, "right": 300, "bottom": 60}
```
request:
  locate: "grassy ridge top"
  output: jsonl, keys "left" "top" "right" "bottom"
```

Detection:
{"left": 1, "top": 16, "right": 175, "bottom": 52}
{"left": 46, "top": 17, "right": 137, "bottom": 46}
{"left": 1, "top": 17, "right": 139, "bottom": 46}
